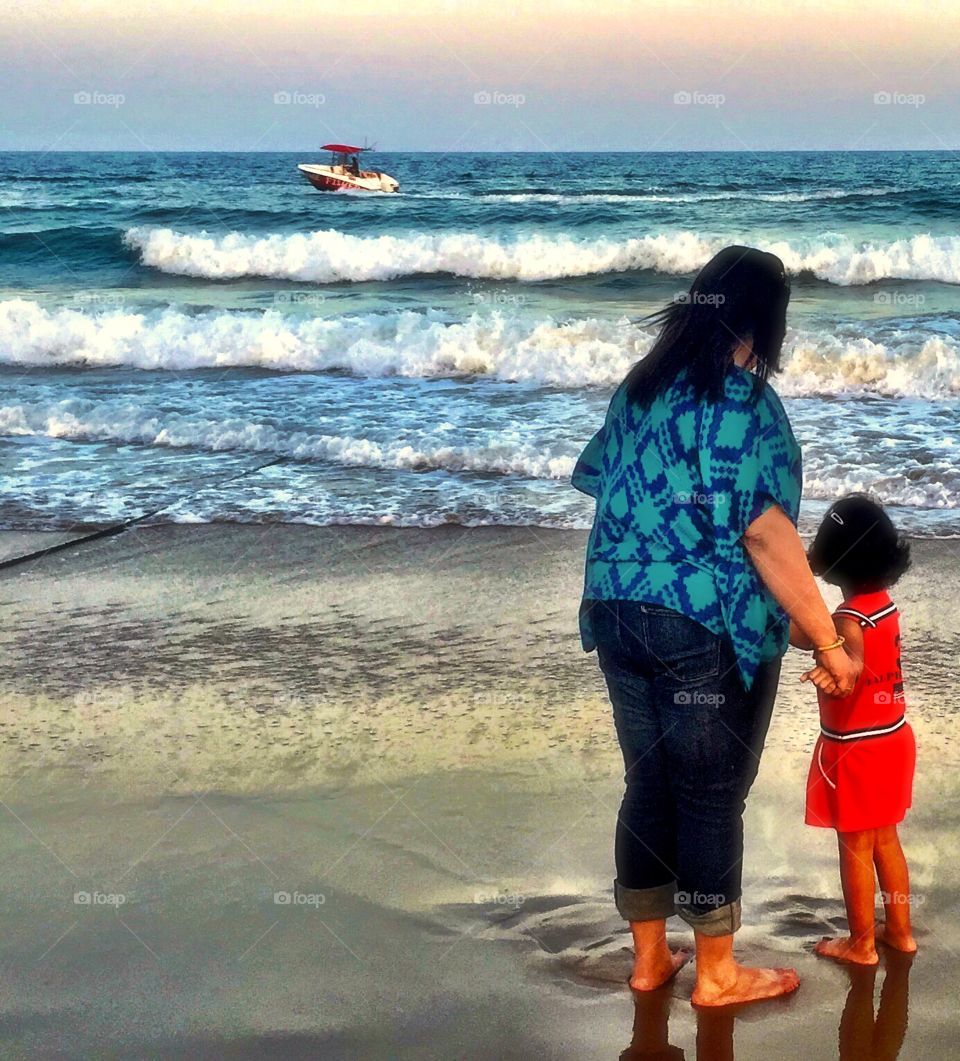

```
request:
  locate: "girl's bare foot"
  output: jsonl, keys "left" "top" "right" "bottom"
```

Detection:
{"left": 876, "top": 923, "right": 918, "bottom": 953}
{"left": 814, "top": 935, "right": 879, "bottom": 965}
{"left": 630, "top": 948, "right": 692, "bottom": 991}
{"left": 691, "top": 963, "right": 800, "bottom": 1007}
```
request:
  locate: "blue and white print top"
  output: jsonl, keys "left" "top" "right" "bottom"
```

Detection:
{"left": 573, "top": 365, "right": 802, "bottom": 690}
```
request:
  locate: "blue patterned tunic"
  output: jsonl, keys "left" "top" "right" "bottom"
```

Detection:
{"left": 573, "top": 366, "right": 802, "bottom": 689}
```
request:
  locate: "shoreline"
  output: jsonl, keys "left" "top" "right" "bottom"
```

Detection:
{"left": 2, "top": 524, "right": 957, "bottom": 791}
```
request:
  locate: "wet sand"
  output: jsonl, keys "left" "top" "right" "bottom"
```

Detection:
{"left": 0, "top": 525, "right": 958, "bottom": 1058}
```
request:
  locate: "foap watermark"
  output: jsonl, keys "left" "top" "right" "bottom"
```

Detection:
{"left": 72, "top": 292, "right": 126, "bottom": 309}
{"left": 273, "top": 291, "right": 326, "bottom": 306}
{"left": 675, "top": 890, "right": 725, "bottom": 907}
{"left": 273, "top": 90, "right": 325, "bottom": 107}
{"left": 474, "top": 90, "right": 526, "bottom": 108}
{"left": 874, "top": 90, "right": 925, "bottom": 108}
{"left": 874, "top": 290, "right": 925, "bottom": 307}
{"left": 673, "top": 90, "right": 725, "bottom": 108}
{"left": 73, "top": 90, "right": 125, "bottom": 108}
{"left": 474, "top": 889, "right": 526, "bottom": 909}
{"left": 74, "top": 890, "right": 126, "bottom": 907}
{"left": 673, "top": 290, "right": 726, "bottom": 307}
{"left": 674, "top": 490, "right": 728, "bottom": 507}
{"left": 274, "top": 890, "right": 326, "bottom": 908}
{"left": 473, "top": 289, "right": 527, "bottom": 307}
{"left": 880, "top": 890, "right": 925, "bottom": 906}
{"left": 469, "top": 689, "right": 532, "bottom": 709}
{"left": 674, "top": 690, "right": 726, "bottom": 706}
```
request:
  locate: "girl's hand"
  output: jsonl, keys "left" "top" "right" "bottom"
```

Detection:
{"left": 820, "top": 643, "right": 861, "bottom": 696}
{"left": 802, "top": 645, "right": 860, "bottom": 697}
{"left": 800, "top": 664, "right": 840, "bottom": 696}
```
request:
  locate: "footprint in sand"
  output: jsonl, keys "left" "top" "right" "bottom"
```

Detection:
{"left": 446, "top": 893, "right": 654, "bottom": 986}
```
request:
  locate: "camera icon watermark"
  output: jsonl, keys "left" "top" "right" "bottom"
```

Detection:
{"left": 473, "top": 289, "right": 527, "bottom": 306}
{"left": 274, "top": 890, "right": 326, "bottom": 907}
{"left": 273, "top": 90, "right": 325, "bottom": 107}
{"left": 675, "top": 890, "right": 725, "bottom": 907}
{"left": 73, "top": 90, "right": 125, "bottom": 108}
{"left": 873, "top": 290, "right": 925, "bottom": 307}
{"left": 74, "top": 890, "right": 126, "bottom": 907}
{"left": 880, "top": 890, "right": 925, "bottom": 906}
{"left": 474, "top": 90, "right": 526, "bottom": 107}
{"left": 474, "top": 889, "right": 526, "bottom": 909}
{"left": 673, "top": 90, "right": 725, "bottom": 108}
{"left": 673, "top": 290, "right": 726, "bottom": 306}
{"left": 71, "top": 291, "right": 126, "bottom": 309}
{"left": 874, "top": 90, "right": 925, "bottom": 108}
{"left": 273, "top": 291, "right": 326, "bottom": 306}
{"left": 674, "top": 690, "right": 726, "bottom": 706}
{"left": 673, "top": 490, "right": 728, "bottom": 507}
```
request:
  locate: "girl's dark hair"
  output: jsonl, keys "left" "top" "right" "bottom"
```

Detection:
{"left": 624, "top": 245, "right": 790, "bottom": 405}
{"left": 808, "top": 495, "right": 912, "bottom": 592}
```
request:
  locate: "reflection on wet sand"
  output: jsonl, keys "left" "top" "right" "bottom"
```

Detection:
{"left": 838, "top": 951, "right": 913, "bottom": 1061}
{"left": 620, "top": 952, "right": 912, "bottom": 1061}
{"left": 620, "top": 985, "right": 684, "bottom": 1061}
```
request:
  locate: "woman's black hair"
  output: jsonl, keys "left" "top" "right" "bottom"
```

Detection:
{"left": 624, "top": 245, "right": 790, "bottom": 405}
{"left": 808, "top": 494, "right": 912, "bottom": 592}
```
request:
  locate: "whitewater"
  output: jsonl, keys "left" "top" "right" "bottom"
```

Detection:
{"left": 3, "top": 149, "right": 960, "bottom": 534}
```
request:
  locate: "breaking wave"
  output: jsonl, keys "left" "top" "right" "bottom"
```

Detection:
{"left": 125, "top": 226, "right": 960, "bottom": 286}
{"left": 4, "top": 298, "right": 960, "bottom": 398}
{"left": 0, "top": 399, "right": 577, "bottom": 480}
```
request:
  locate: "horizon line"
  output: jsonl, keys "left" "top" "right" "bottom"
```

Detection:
{"left": 2, "top": 147, "right": 957, "bottom": 154}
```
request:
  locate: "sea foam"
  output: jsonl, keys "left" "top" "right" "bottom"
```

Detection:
{"left": 3, "top": 298, "right": 960, "bottom": 398}
{"left": 125, "top": 226, "right": 960, "bottom": 286}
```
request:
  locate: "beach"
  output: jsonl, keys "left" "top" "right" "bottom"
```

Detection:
{"left": 1, "top": 524, "right": 957, "bottom": 1058}
{"left": 4, "top": 141, "right": 960, "bottom": 1061}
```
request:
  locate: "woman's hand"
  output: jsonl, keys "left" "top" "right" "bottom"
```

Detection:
{"left": 801, "top": 645, "right": 861, "bottom": 697}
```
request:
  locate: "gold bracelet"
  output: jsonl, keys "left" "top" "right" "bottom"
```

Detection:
{"left": 815, "top": 635, "right": 845, "bottom": 653}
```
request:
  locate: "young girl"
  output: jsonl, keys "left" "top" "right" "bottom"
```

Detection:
{"left": 792, "top": 495, "right": 918, "bottom": 965}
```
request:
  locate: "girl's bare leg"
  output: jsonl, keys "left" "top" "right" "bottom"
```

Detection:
{"left": 628, "top": 919, "right": 691, "bottom": 991}
{"left": 816, "top": 829, "right": 879, "bottom": 965}
{"left": 874, "top": 824, "right": 918, "bottom": 952}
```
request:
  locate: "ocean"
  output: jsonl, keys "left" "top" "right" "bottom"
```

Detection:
{"left": 2, "top": 149, "right": 959, "bottom": 535}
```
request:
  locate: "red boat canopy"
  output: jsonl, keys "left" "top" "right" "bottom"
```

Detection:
{"left": 321, "top": 143, "right": 365, "bottom": 153}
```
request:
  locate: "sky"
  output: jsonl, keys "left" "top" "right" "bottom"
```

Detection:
{"left": 2, "top": 0, "right": 960, "bottom": 151}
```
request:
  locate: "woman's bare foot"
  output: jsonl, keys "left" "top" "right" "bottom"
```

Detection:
{"left": 691, "top": 963, "right": 800, "bottom": 1007}
{"left": 876, "top": 923, "right": 918, "bottom": 953}
{"left": 630, "top": 948, "right": 692, "bottom": 991}
{"left": 814, "top": 935, "right": 879, "bottom": 965}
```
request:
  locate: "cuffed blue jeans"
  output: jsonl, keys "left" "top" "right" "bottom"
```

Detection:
{"left": 589, "top": 600, "right": 781, "bottom": 936}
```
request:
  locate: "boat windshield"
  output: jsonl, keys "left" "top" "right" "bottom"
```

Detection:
{"left": 331, "top": 151, "right": 363, "bottom": 173}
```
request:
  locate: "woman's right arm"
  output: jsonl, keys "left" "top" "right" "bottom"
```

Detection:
{"left": 743, "top": 504, "right": 860, "bottom": 696}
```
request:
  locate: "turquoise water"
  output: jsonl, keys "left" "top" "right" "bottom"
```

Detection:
{"left": 2, "top": 151, "right": 959, "bottom": 533}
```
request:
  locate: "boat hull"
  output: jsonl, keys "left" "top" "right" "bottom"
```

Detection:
{"left": 297, "top": 164, "right": 399, "bottom": 193}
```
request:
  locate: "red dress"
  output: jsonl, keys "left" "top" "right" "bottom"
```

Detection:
{"left": 805, "top": 590, "right": 916, "bottom": 832}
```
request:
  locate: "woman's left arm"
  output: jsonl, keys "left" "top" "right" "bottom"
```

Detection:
{"left": 743, "top": 505, "right": 861, "bottom": 696}
{"left": 789, "top": 620, "right": 813, "bottom": 649}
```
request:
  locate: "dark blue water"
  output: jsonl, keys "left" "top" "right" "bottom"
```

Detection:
{"left": 2, "top": 151, "right": 960, "bottom": 533}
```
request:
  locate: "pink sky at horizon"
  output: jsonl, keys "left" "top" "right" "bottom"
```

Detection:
{"left": 2, "top": 0, "right": 959, "bottom": 150}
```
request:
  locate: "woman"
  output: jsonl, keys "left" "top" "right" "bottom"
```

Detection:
{"left": 573, "top": 247, "right": 859, "bottom": 1007}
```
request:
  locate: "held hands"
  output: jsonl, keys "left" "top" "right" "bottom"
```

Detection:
{"left": 800, "top": 645, "right": 861, "bottom": 698}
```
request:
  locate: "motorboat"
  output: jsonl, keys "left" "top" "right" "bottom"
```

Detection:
{"left": 297, "top": 144, "right": 399, "bottom": 193}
